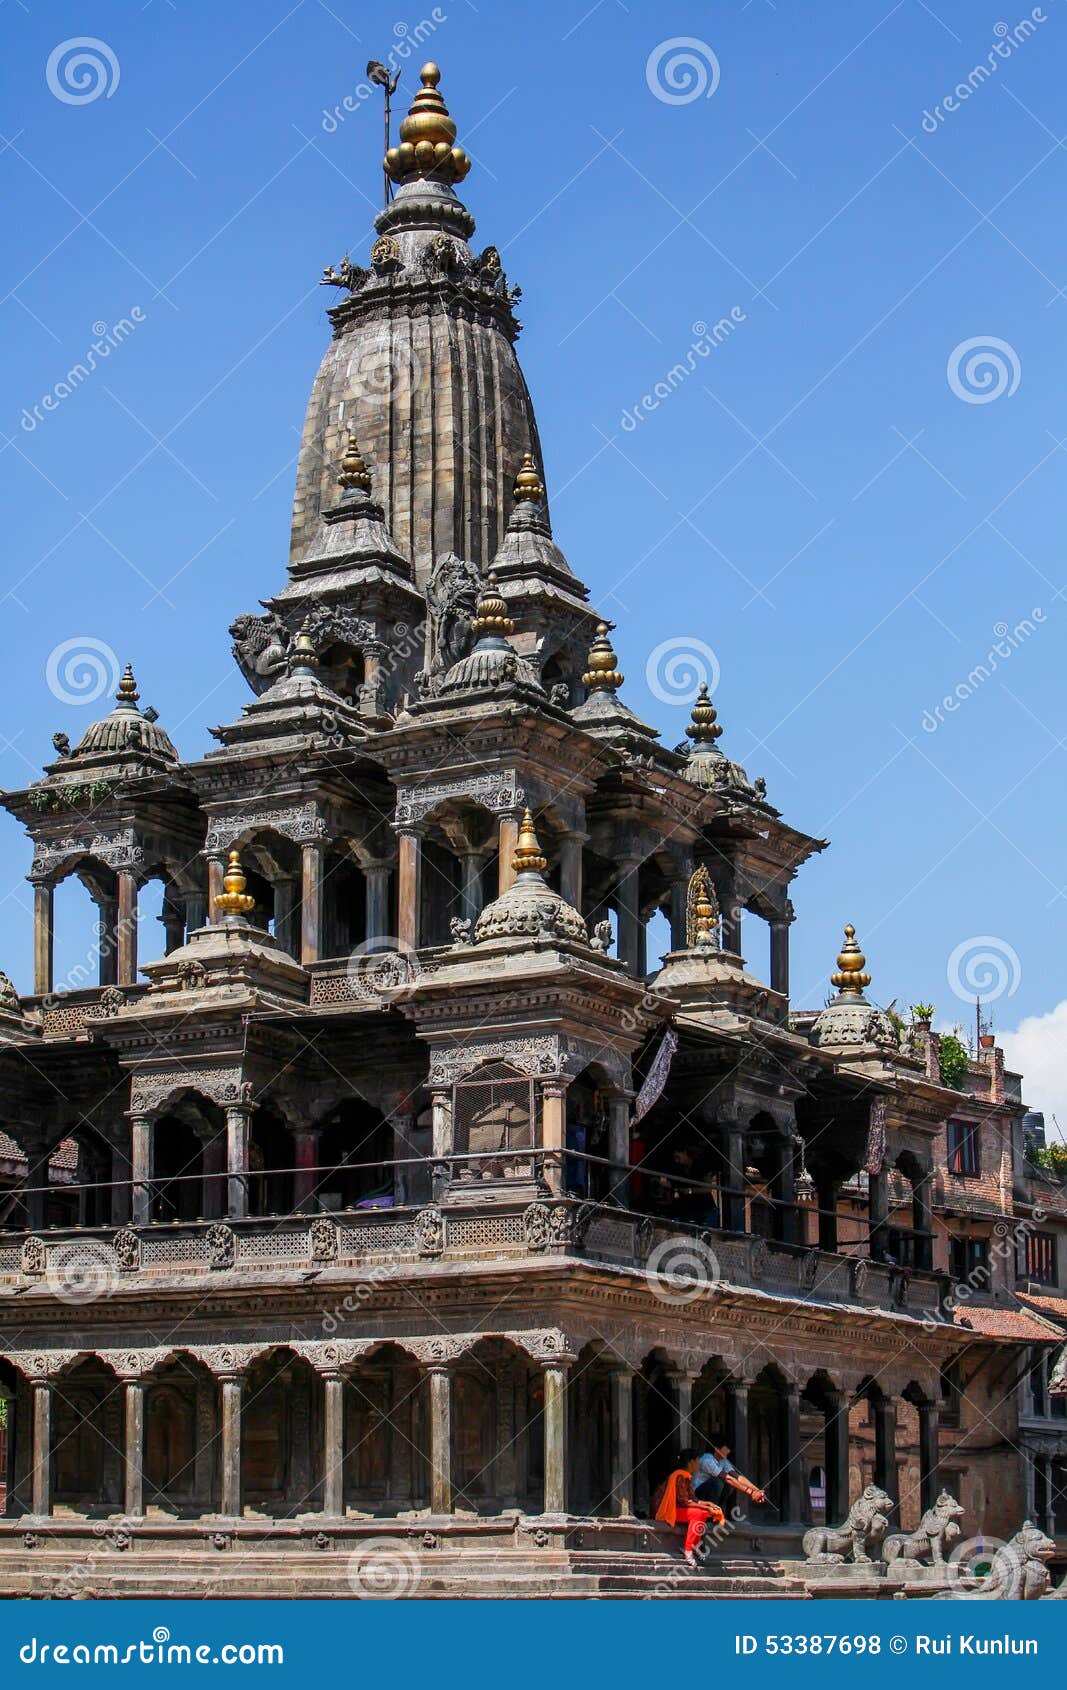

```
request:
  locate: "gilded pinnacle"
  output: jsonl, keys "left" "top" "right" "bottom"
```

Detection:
{"left": 687, "top": 864, "right": 720, "bottom": 949}
{"left": 287, "top": 619, "right": 319, "bottom": 674}
{"left": 116, "top": 665, "right": 140, "bottom": 707}
{"left": 385, "top": 63, "right": 472, "bottom": 186}
{"left": 214, "top": 850, "right": 256, "bottom": 921}
{"left": 582, "top": 623, "right": 623, "bottom": 693}
{"left": 830, "top": 923, "right": 871, "bottom": 996}
{"left": 512, "top": 808, "right": 548, "bottom": 876}
{"left": 513, "top": 452, "right": 545, "bottom": 504}
{"left": 685, "top": 681, "right": 723, "bottom": 745}
{"left": 470, "top": 571, "right": 514, "bottom": 639}
{"left": 338, "top": 432, "right": 372, "bottom": 494}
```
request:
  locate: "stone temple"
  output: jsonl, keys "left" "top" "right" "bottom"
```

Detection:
{"left": 0, "top": 64, "right": 1064, "bottom": 1599}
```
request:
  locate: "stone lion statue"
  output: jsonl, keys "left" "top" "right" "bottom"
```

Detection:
{"left": 944, "top": 1522, "right": 1057, "bottom": 1601}
{"left": 884, "top": 1490, "right": 965, "bottom": 1567}
{"left": 802, "top": 1485, "right": 894, "bottom": 1564}
{"left": 230, "top": 612, "right": 288, "bottom": 694}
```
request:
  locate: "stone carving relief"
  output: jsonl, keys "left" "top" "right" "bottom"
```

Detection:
{"left": 421, "top": 551, "right": 483, "bottom": 683}
{"left": 130, "top": 1069, "right": 249, "bottom": 1115}
{"left": 523, "top": 1203, "right": 550, "bottom": 1252}
{"left": 206, "top": 1224, "right": 236, "bottom": 1271}
{"left": 20, "top": 1236, "right": 45, "bottom": 1276}
{"left": 415, "top": 1206, "right": 444, "bottom": 1258}
{"left": 204, "top": 804, "right": 328, "bottom": 853}
{"left": 229, "top": 611, "right": 288, "bottom": 694}
{"left": 309, "top": 1218, "right": 338, "bottom": 1263}
{"left": 114, "top": 1230, "right": 140, "bottom": 1273}
{"left": 395, "top": 773, "right": 525, "bottom": 828}
{"left": 429, "top": 1037, "right": 562, "bottom": 1085}
{"left": 31, "top": 829, "right": 145, "bottom": 880}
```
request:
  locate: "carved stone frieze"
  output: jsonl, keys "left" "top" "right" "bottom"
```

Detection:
{"left": 204, "top": 804, "right": 328, "bottom": 853}
{"left": 30, "top": 829, "right": 146, "bottom": 880}
{"left": 113, "top": 1230, "right": 140, "bottom": 1273}
{"left": 395, "top": 772, "right": 524, "bottom": 827}
{"left": 523, "top": 1203, "right": 550, "bottom": 1252}
{"left": 129, "top": 1069, "right": 249, "bottom": 1115}
{"left": 308, "top": 1218, "right": 338, "bottom": 1263}
{"left": 415, "top": 1206, "right": 444, "bottom": 1257}
{"left": 20, "top": 1236, "right": 45, "bottom": 1276}
{"left": 430, "top": 1036, "right": 563, "bottom": 1084}
{"left": 206, "top": 1224, "right": 236, "bottom": 1270}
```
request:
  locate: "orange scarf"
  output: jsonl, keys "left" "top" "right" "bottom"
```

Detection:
{"left": 654, "top": 1469, "right": 689, "bottom": 1526}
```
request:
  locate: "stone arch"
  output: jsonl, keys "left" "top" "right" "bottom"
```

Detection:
{"left": 342, "top": 1341, "right": 429, "bottom": 1516}
{"left": 242, "top": 1346, "right": 324, "bottom": 1518}
{"left": 747, "top": 1361, "right": 791, "bottom": 1523}
{"left": 51, "top": 1354, "right": 124, "bottom": 1515}
{"left": 890, "top": 1149, "right": 934, "bottom": 1271}
{"left": 150, "top": 1094, "right": 227, "bottom": 1222}
{"left": 568, "top": 1341, "right": 619, "bottom": 1516}
{"left": 144, "top": 1351, "right": 218, "bottom": 1516}
{"left": 451, "top": 1336, "right": 543, "bottom": 1516}
{"left": 633, "top": 1347, "right": 683, "bottom": 1516}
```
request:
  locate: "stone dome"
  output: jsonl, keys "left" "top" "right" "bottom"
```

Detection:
{"left": 70, "top": 666, "right": 178, "bottom": 764}
{"left": 473, "top": 810, "right": 587, "bottom": 946}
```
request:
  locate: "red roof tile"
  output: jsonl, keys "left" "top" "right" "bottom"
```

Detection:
{"left": 954, "top": 1304, "right": 1062, "bottom": 1341}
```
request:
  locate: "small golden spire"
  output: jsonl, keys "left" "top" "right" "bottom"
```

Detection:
{"left": 385, "top": 63, "right": 472, "bottom": 186}
{"left": 214, "top": 850, "right": 256, "bottom": 921}
{"left": 582, "top": 623, "right": 624, "bottom": 693}
{"left": 287, "top": 618, "right": 319, "bottom": 674}
{"left": 513, "top": 452, "right": 545, "bottom": 504}
{"left": 685, "top": 864, "right": 720, "bottom": 948}
{"left": 685, "top": 681, "right": 723, "bottom": 745}
{"left": 116, "top": 664, "right": 140, "bottom": 707}
{"left": 831, "top": 924, "right": 871, "bottom": 996}
{"left": 338, "top": 432, "right": 372, "bottom": 494}
{"left": 512, "top": 808, "right": 548, "bottom": 876}
{"left": 470, "top": 571, "right": 514, "bottom": 639}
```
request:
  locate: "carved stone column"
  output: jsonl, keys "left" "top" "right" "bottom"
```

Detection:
{"left": 129, "top": 1114, "right": 153, "bottom": 1227}
{"left": 206, "top": 855, "right": 225, "bottom": 922}
{"left": 32, "top": 880, "right": 54, "bottom": 997}
{"left": 610, "top": 1366, "right": 635, "bottom": 1516}
{"left": 782, "top": 1381, "right": 806, "bottom": 1522}
{"left": 96, "top": 894, "right": 118, "bottom": 986}
{"left": 912, "top": 1169, "right": 935, "bottom": 1272}
{"left": 201, "top": 1131, "right": 226, "bottom": 1221}
{"left": 559, "top": 834, "right": 584, "bottom": 912}
{"left": 540, "top": 1078, "right": 567, "bottom": 1196}
{"left": 123, "top": 1377, "right": 145, "bottom": 1519}
{"left": 723, "top": 1126, "right": 747, "bottom": 1233}
{"left": 322, "top": 1372, "right": 345, "bottom": 1518}
{"left": 616, "top": 860, "right": 641, "bottom": 977}
{"left": 669, "top": 1369, "right": 698, "bottom": 1447}
{"left": 868, "top": 1166, "right": 890, "bottom": 1262}
{"left": 725, "top": 1379, "right": 750, "bottom": 1519}
{"left": 226, "top": 1106, "right": 252, "bottom": 1220}
{"left": 427, "top": 1364, "right": 453, "bottom": 1514}
{"left": 292, "top": 1128, "right": 321, "bottom": 1211}
{"left": 272, "top": 875, "right": 299, "bottom": 959}
{"left": 110, "top": 1143, "right": 132, "bottom": 1227}
{"left": 497, "top": 813, "right": 520, "bottom": 895}
{"left": 31, "top": 1380, "right": 52, "bottom": 1517}
{"left": 825, "top": 1388, "right": 851, "bottom": 1524}
{"left": 542, "top": 1360, "right": 570, "bottom": 1515}
{"left": 607, "top": 1092, "right": 631, "bottom": 1200}
{"left": 364, "top": 862, "right": 392, "bottom": 947}
{"left": 300, "top": 841, "right": 325, "bottom": 965}
{"left": 219, "top": 1373, "right": 244, "bottom": 1518}
{"left": 917, "top": 1399, "right": 940, "bottom": 1513}
{"left": 397, "top": 830, "right": 422, "bottom": 954}
{"left": 116, "top": 869, "right": 138, "bottom": 987}
{"left": 185, "top": 890, "right": 207, "bottom": 934}
{"left": 668, "top": 876, "right": 688, "bottom": 952}
{"left": 458, "top": 851, "right": 486, "bottom": 924}
{"left": 873, "top": 1395, "right": 899, "bottom": 1515}
{"left": 769, "top": 917, "right": 791, "bottom": 999}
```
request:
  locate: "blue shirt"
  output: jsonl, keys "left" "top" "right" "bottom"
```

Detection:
{"left": 694, "top": 1451, "right": 736, "bottom": 1488}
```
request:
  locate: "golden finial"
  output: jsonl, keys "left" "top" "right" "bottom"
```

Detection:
{"left": 338, "top": 432, "right": 372, "bottom": 494}
{"left": 116, "top": 664, "right": 140, "bottom": 707}
{"left": 830, "top": 924, "right": 871, "bottom": 996}
{"left": 470, "top": 571, "right": 514, "bottom": 639}
{"left": 287, "top": 618, "right": 319, "bottom": 674}
{"left": 513, "top": 452, "right": 545, "bottom": 504}
{"left": 685, "top": 681, "right": 723, "bottom": 745}
{"left": 582, "top": 623, "right": 624, "bottom": 693}
{"left": 214, "top": 850, "right": 256, "bottom": 921}
{"left": 385, "top": 63, "right": 472, "bottom": 186}
{"left": 685, "top": 865, "right": 720, "bottom": 949}
{"left": 512, "top": 808, "right": 548, "bottom": 876}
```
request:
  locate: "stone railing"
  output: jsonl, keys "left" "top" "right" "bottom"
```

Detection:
{"left": 21, "top": 985, "right": 151, "bottom": 1041}
{"left": 0, "top": 1199, "right": 954, "bottom": 1320}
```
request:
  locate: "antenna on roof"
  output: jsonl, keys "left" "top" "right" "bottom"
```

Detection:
{"left": 367, "top": 60, "right": 401, "bottom": 209}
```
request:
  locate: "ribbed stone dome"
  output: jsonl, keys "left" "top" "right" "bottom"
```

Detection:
{"left": 70, "top": 667, "right": 178, "bottom": 765}
{"left": 473, "top": 810, "right": 587, "bottom": 946}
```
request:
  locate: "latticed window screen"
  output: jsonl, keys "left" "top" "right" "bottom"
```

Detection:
{"left": 453, "top": 1063, "right": 536, "bottom": 1155}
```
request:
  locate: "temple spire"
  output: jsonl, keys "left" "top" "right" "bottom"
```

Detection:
{"left": 512, "top": 808, "right": 548, "bottom": 877}
{"left": 385, "top": 63, "right": 472, "bottom": 186}
{"left": 582, "top": 623, "right": 624, "bottom": 694}
{"left": 337, "top": 432, "right": 372, "bottom": 495}
{"left": 116, "top": 664, "right": 140, "bottom": 708}
{"left": 685, "top": 681, "right": 723, "bottom": 746}
{"left": 512, "top": 453, "right": 545, "bottom": 505}
{"left": 830, "top": 924, "right": 871, "bottom": 999}
{"left": 214, "top": 850, "right": 256, "bottom": 923}
{"left": 470, "top": 571, "right": 514, "bottom": 644}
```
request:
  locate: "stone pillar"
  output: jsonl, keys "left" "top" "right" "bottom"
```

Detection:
{"left": 773, "top": 1134, "right": 799, "bottom": 1245}
{"left": 815, "top": 1174, "right": 839, "bottom": 1253}
{"left": 782, "top": 1382, "right": 806, "bottom": 1522}
{"left": 32, "top": 881, "right": 54, "bottom": 997}
{"left": 868, "top": 1167, "right": 890, "bottom": 1262}
{"left": 219, "top": 1374, "right": 243, "bottom": 1518}
{"left": 185, "top": 890, "right": 207, "bottom": 934}
{"left": 769, "top": 918, "right": 790, "bottom": 999}
{"left": 201, "top": 1131, "right": 226, "bottom": 1222}
{"left": 917, "top": 1400, "right": 940, "bottom": 1513}
{"left": 725, "top": 1380, "right": 750, "bottom": 1519}
{"left": 97, "top": 895, "right": 118, "bottom": 987}
{"left": 300, "top": 841, "right": 325, "bottom": 966}
{"left": 616, "top": 860, "right": 641, "bottom": 978}
{"left": 206, "top": 855, "right": 225, "bottom": 922}
{"left": 110, "top": 1143, "right": 132, "bottom": 1226}
{"left": 116, "top": 869, "right": 138, "bottom": 986}
{"left": 723, "top": 1127, "right": 746, "bottom": 1233}
{"left": 31, "top": 1380, "right": 52, "bottom": 1517}
{"left": 610, "top": 1367, "right": 634, "bottom": 1516}
{"left": 322, "top": 1372, "right": 345, "bottom": 1518}
{"left": 720, "top": 882, "right": 742, "bottom": 955}
{"left": 912, "top": 1171, "right": 934, "bottom": 1272}
{"left": 397, "top": 831, "right": 422, "bottom": 954}
{"left": 427, "top": 1365, "right": 453, "bottom": 1514}
{"left": 497, "top": 814, "right": 520, "bottom": 895}
{"left": 826, "top": 1389, "right": 851, "bottom": 1524}
{"left": 292, "top": 1129, "right": 320, "bottom": 1211}
{"left": 124, "top": 1378, "right": 145, "bottom": 1519}
{"left": 542, "top": 1361, "right": 570, "bottom": 1515}
{"left": 607, "top": 1093, "right": 631, "bottom": 1203}
{"left": 271, "top": 876, "right": 299, "bottom": 959}
{"left": 873, "top": 1395, "right": 899, "bottom": 1514}
{"left": 130, "top": 1115, "right": 152, "bottom": 1227}
{"left": 668, "top": 877, "right": 688, "bottom": 952}
{"left": 364, "top": 862, "right": 392, "bottom": 947}
{"left": 24, "top": 1145, "right": 50, "bottom": 1232}
{"left": 161, "top": 888, "right": 185, "bottom": 955}
{"left": 459, "top": 851, "right": 485, "bottom": 924}
{"left": 540, "top": 1078, "right": 567, "bottom": 1196}
{"left": 226, "top": 1107, "right": 251, "bottom": 1220}
{"left": 559, "top": 834, "right": 584, "bottom": 911}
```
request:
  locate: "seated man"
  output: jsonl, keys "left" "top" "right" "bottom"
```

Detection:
{"left": 653, "top": 1449, "right": 725, "bottom": 1567}
{"left": 691, "top": 1443, "right": 767, "bottom": 1510}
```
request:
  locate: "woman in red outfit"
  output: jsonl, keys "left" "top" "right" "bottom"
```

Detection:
{"left": 653, "top": 1449, "right": 725, "bottom": 1567}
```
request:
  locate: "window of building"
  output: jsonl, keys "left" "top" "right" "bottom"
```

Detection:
{"left": 1027, "top": 1347, "right": 1067, "bottom": 1420}
{"left": 1025, "top": 1231, "right": 1058, "bottom": 1286}
{"left": 949, "top": 1235, "right": 989, "bottom": 1286}
{"left": 947, "top": 1118, "right": 980, "bottom": 1177}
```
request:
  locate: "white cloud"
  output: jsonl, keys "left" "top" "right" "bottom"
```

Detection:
{"left": 999, "top": 999, "right": 1067, "bottom": 1139}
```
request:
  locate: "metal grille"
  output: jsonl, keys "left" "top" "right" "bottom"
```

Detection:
{"left": 339, "top": 1222, "right": 416, "bottom": 1256}
{"left": 447, "top": 1215, "right": 524, "bottom": 1250}
{"left": 453, "top": 1063, "right": 535, "bottom": 1159}
{"left": 0, "top": 1246, "right": 20, "bottom": 1273}
{"left": 237, "top": 1230, "right": 306, "bottom": 1261}
{"left": 141, "top": 1235, "right": 211, "bottom": 1265}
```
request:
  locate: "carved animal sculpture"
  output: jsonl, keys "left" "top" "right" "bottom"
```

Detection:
{"left": 802, "top": 1485, "right": 894, "bottom": 1564}
{"left": 229, "top": 613, "right": 288, "bottom": 693}
{"left": 884, "top": 1490, "right": 965, "bottom": 1566}
{"left": 947, "top": 1523, "right": 1057, "bottom": 1601}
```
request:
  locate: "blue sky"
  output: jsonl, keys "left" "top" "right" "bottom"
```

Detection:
{"left": 2, "top": 1, "right": 1066, "bottom": 1117}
